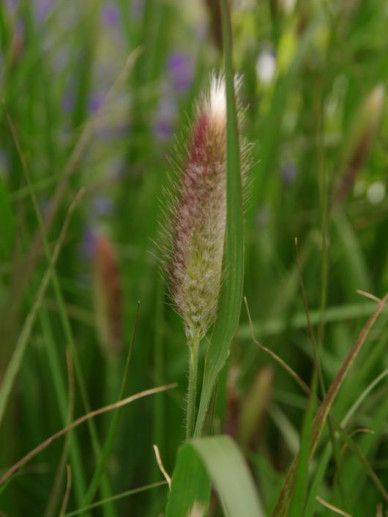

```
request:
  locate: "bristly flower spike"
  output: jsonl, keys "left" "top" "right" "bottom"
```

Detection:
{"left": 168, "top": 74, "right": 229, "bottom": 343}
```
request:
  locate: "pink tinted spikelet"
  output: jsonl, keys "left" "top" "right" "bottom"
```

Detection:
{"left": 169, "top": 76, "right": 228, "bottom": 341}
{"left": 93, "top": 234, "right": 123, "bottom": 357}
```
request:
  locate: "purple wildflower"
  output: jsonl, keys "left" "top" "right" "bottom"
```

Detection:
{"left": 255, "top": 205, "right": 269, "bottom": 229}
{"left": 81, "top": 228, "right": 97, "bottom": 260}
{"left": 153, "top": 95, "right": 176, "bottom": 141}
{"left": 62, "top": 92, "right": 74, "bottom": 113}
{"left": 281, "top": 162, "right": 297, "bottom": 185}
{"left": 131, "top": 0, "right": 144, "bottom": 21}
{"left": 88, "top": 92, "right": 105, "bottom": 114}
{"left": 167, "top": 53, "right": 194, "bottom": 93}
{"left": 154, "top": 119, "right": 174, "bottom": 140}
{"left": 102, "top": 3, "right": 120, "bottom": 27}
{"left": 35, "top": 0, "right": 52, "bottom": 23}
{"left": 93, "top": 197, "right": 113, "bottom": 216}
{"left": 6, "top": 0, "right": 18, "bottom": 11}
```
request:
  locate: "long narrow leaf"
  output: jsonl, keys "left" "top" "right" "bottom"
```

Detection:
{"left": 166, "top": 435, "right": 264, "bottom": 517}
{"left": 194, "top": 0, "right": 244, "bottom": 438}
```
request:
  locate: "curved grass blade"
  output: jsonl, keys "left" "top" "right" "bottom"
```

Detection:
{"left": 166, "top": 435, "right": 264, "bottom": 517}
{"left": 0, "top": 383, "right": 175, "bottom": 488}
{"left": 166, "top": 440, "right": 210, "bottom": 516}
{"left": 65, "top": 481, "right": 167, "bottom": 517}
{"left": 288, "top": 374, "right": 317, "bottom": 517}
{"left": 194, "top": 0, "right": 244, "bottom": 438}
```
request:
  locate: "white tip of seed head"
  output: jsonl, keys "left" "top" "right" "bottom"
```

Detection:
{"left": 207, "top": 75, "right": 226, "bottom": 122}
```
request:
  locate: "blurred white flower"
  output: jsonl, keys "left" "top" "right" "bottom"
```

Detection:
{"left": 367, "top": 181, "right": 386, "bottom": 204}
{"left": 280, "top": 0, "right": 296, "bottom": 13}
{"left": 256, "top": 48, "right": 276, "bottom": 86}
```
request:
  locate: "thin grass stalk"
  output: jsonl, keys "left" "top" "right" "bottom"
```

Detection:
{"left": 82, "top": 305, "right": 140, "bottom": 506}
{"left": 39, "top": 309, "right": 86, "bottom": 509}
{"left": 186, "top": 335, "right": 200, "bottom": 438}
{"left": 44, "top": 350, "right": 75, "bottom": 517}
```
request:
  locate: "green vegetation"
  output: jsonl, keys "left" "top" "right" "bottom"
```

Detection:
{"left": 0, "top": 1, "right": 387, "bottom": 515}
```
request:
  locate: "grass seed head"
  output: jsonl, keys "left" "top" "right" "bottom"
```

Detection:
{"left": 168, "top": 75, "right": 229, "bottom": 342}
{"left": 93, "top": 233, "right": 123, "bottom": 357}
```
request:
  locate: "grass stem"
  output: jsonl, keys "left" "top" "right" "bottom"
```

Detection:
{"left": 186, "top": 336, "right": 200, "bottom": 439}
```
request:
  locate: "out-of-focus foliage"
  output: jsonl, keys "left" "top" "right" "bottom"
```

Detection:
{"left": 0, "top": 0, "right": 387, "bottom": 515}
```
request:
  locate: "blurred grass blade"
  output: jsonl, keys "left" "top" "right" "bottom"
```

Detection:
{"left": 288, "top": 373, "right": 317, "bottom": 517}
{"left": 273, "top": 294, "right": 387, "bottom": 515}
{"left": 81, "top": 306, "right": 140, "bottom": 505}
{"left": 304, "top": 444, "right": 332, "bottom": 516}
{"left": 333, "top": 84, "right": 385, "bottom": 207}
{"left": 333, "top": 212, "right": 369, "bottom": 292}
{"left": 39, "top": 309, "right": 87, "bottom": 507}
{"left": 194, "top": 0, "right": 244, "bottom": 438}
{"left": 0, "top": 190, "right": 84, "bottom": 428}
{"left": 0, "top": 178, "right": 15, "bottom": 262}
{"left": 246, "top": 20, "right": 319, "bottom": 230}
{"left": 166, "top": 435, "right": 264, "bottom": 517}
{"left": 238, "top": 301, "right": 379, "bottom": 339}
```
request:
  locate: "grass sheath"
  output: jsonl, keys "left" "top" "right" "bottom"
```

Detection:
{"left": 186, "top": 335, "right": 200, "bottom": 439}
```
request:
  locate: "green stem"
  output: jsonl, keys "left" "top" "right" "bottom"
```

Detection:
{"left": 186, "top": 336, "right": 200, "bottom": 439}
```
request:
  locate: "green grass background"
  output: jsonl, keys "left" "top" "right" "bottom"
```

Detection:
{"left": 0, "top": 0, "right": 387, "bottom": 515}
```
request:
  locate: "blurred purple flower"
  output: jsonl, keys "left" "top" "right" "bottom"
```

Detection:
{"left": 53, "top": 47, "right": 69, "bottom": 72}
{"left": 153, "top": 95, "right": 176, "bottom": 140}
{"left": 102, "top": 3, "right": 120, "bottom": 27}
{"left": 81, "top": 228, "right": 96, "bottom": 260}
{"left": 132, "top": 0, "right": 144, "bottom": 21}
{"left": 167, "top": 53, "right": 194, "bottom": 93}
{"left": 88, "top": 92, "right": 104, "bottom": 114}
{"left": 255, "top": 205, "right": 270, "bottom": 229}
{"left": 6, "top": 0, "right": 51, "bottom": 23}
{"left": 35, "top": 0, "right": 52, "bottom": 22}
{"left": 93, "top": 197, "right": 113, "bottom": 216}
{"left": 281, "top": 162, "right": 297, "bottom": 185}
{"left": 38, "top": 197, "right": 50, "bottom": 217}
{"left": 154, "top": 119, "right": 174, "bottom": 140}
{"left": 6, "top": 0, "right": 18, "bottom": 11}
{"left": 62, "top": 91, "right": 74, "bottom": 113}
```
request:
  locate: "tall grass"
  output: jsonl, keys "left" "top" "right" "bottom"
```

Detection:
{"left": 0, "top": 1, "right": 387, "bottom": 515}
